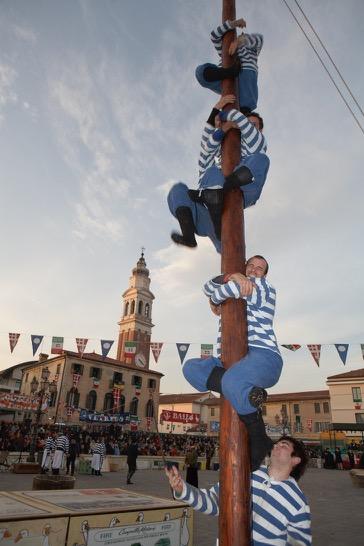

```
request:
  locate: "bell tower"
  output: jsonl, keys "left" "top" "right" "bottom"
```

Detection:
{"left": 116, "top": 250, "right": 155, "bottom": 369}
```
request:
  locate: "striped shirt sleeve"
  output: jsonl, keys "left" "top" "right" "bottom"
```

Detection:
{"left": 243, "top": 32, "right": 264, "bottom": 54}
{"left": 210, "top": 20, "right": 233, "bottom": 57}
{"left": 175, "top": 481, "right": 220, "bottom": 516}
{"left": 198, "top": 123, "right": 224, "bottom": 181}
{"left": 226, "top": 108, "right": 267, "bottom": 154}
{"left": 287, "top": 504, "right": 312, "bottom": 545}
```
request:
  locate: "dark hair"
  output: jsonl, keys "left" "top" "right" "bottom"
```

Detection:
{"left": 277, "top": 436, "right": 309, "bottom": 481}
{"left": 248, "top": 111, "right": 264, "bottom": 130}
{"left": 247, "top": 255, "right": 269, "bottom": 275}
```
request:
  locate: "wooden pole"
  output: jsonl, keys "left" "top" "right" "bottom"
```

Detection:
{"left": 219, "top": 1, "right": 251, "bottom": 545}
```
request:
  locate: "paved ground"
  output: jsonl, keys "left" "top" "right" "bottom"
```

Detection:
{"left": 1, "top": 467, "right": 363, "bottom": 545}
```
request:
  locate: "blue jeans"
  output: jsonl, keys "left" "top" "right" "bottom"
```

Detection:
{"left": 183, "top": 347, "right": 283, "bottom": 415}
{"left": 167, "top": 182, "right": 221, "bottom": 253}
{"left": 195, "top": 64, "right": 258, "bottom": 111}
{"left": 198, "top": 153, "right": 270, "bottom": 208}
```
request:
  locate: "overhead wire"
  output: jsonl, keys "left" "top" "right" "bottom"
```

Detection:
{"left": 281, "top": 0, "right": 364, "bottom": 136}
{"left": 293, "top": 0, "right": 364, "bottom": 118}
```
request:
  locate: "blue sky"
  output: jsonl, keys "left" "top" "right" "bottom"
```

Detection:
{"left": 0, "top": 0, "right": 363, "bottom": 395}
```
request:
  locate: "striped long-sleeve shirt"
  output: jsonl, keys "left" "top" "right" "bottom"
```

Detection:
{"left": 55, "top": 435, "right": 69, "bottom": 454}
{"left": 44, "top": 437, "right": 55, "bottom": 454}
{"left": 211, "top": 20, "right": 263, "bottom": 73}
{"left": 198, "top": 108, "right": 267, "bottom": 185}
{"left": 92, "top": 442, "right": 106, "bottom": 456}
{"left": 175, "top": 466, "right": 311, "bottom": 546}
{"left": 203, "top": 275, "right": 279, "bottom": 356}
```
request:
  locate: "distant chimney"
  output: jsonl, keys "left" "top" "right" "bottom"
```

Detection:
{"left": 38, "top": 353, "right": 49, "bottom": 362}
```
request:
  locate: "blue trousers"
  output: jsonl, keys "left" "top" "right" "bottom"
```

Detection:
{"left": 195, "top": 64, "right": 258, "bottom": 111}
{"left": 199, "top": 153, "right": 269, "bottom": 208}
{"left": 167, "top": 182, "right": 222, "bottom": 253}
{"left": 183, "top": 347, "right": 283, "bottom": 415}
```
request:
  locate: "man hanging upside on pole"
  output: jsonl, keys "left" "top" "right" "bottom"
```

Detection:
{"left": 183, "top": 255, "right": 283, "bottom": 469}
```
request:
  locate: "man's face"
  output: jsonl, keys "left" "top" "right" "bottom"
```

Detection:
{"left": 248, "top": 115, "right": 261, "bottom": 131}
{"left": 246, "top": 256, "right": 267, "bottom": 278}
{"left": 271, "top": 439, "right": 300, "bottom": 468}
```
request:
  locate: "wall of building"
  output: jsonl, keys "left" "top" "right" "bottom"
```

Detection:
{"left": 328, "top": 381, "right": 364, "bottom": 423}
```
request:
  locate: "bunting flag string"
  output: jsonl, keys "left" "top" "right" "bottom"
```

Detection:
{"left": 2, "top": 331, "right": 364, "bottom": 368}
{"left": 150, "top": 342, "right": 163, "bottom": 363}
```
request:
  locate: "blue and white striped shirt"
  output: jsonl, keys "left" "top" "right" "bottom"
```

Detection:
{"left": 44, "top": 437, "right": 55, "bottom": 454}
{"left": 211, "top": 20, "right": 263, "bottom": 73}
{"left": 198, "top": 108, "right": 267, "bottom": 185}
{"left": 203, "top": 275, "right": 279, "bottom": 356}
{"left": 55, "top": 435, "right": 69, "bottom": 454}
{"left": 92, "top": 442, "right": 106, "bottom": 456}
{"left": 175, "top": 466, "right": 311, "bottom": 546}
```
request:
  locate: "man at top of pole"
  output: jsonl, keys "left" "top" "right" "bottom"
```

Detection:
{"left": 195, "top": 17, "right": 263, "bottom": 113}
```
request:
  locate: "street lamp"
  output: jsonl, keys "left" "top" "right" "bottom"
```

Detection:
{"left": 27, "top": 367, "right": 57, "bottom": 463}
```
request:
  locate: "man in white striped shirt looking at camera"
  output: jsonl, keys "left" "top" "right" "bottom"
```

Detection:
{"left": 183, "top": 255, "right": 283, "bottom": 469}
{"left": 165, "top": 436, "right": 312, "bottom": 546}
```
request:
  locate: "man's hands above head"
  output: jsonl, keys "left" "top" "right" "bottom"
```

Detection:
{"left": 165, "top": 465, "right": 184, "bottom": 495}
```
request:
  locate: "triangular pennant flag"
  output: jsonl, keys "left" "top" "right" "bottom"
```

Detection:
{"left": 101, "top": 339, "right": 114, "bottom": 358}
{"left": 281, "top": 344, "right": 301, "bottom": 352}
{"left": 201, "top": 343, "right": 213, "bottom": 359}
{"left": 31, "top": 335, "right": 44, "bottom": 357}
{"left": 361, "top": 344, "right": 364, "bottom": 360}
{"left": 307, "top": 344, "right": 321, "bottom": 366}
{"left": 9, "top": 333, "right": 20, "bottom": 353}
{"left": 150, "top": 342, "right": 163, "bottom": 363}
{"left": 176, "top": 343, "right": 190, "bottom": 364}
{"left": 335, "top": 344, "right": 349, "bottom": 365}
{"left": 124, "top": 341, "right": 137, "bottom": 358}
{"left": 51, "top": 336, "right": 64, "bottom": 355}
{"left": 76, "top": 338, "right": 88, "bottom": 356}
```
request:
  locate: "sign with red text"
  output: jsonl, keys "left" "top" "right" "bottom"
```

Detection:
{"left": 160, "top": 410, "right": 200, "bottom": 424}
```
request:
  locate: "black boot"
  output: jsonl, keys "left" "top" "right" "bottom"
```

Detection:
{"left": 206, "top": 366, "right": 226, "bottom": 394}
{"left": 239, "top": 411, "right": 273, "bottom": 471}
{"left": 91, "top": 468, "right": 95, "bottom": 475}
{"left": 203, "top": 60, "right": 240, "bottom": 82}
{"left": 224, "top": 165, "right": 253, "bottom": 191}
{"left": 171, "top": 207, "right": 197, "bottom": 248}
{"left": 203, "top": 189, "right": 223, "bottom": 240}
{"left": 249, "top": 387, "right": 268, "bottom": 410}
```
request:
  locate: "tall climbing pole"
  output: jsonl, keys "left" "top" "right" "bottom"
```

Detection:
{"left": 219, "top": 0, "right": 251, "bottom": 545}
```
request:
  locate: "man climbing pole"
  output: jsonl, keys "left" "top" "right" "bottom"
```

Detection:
{"left": 195, "top": 17, "right": 263, "bottom": 112}
{"left": 183, "top": 255, "right": 283, "bottom": 469}
{"left": 167, "top": 96, "right": 269, "bottom": 251}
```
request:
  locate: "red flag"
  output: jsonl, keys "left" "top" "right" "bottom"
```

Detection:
{"left": 150, "top": 342, "right": 163, "bottom": 363}
{"left": 76, "top": 338, "right": 88, "bottom": 356}
{"left": 9, "top": 333, "right": 20, "bottom": 353}
{"left": 73, "top": 373, "right": 80, "bottom": 387}
{"left": 281, "top": 344, "right": 301, "bottom": 351}
{"left": 307, "top": 344, "right": 321, "bottom": 366}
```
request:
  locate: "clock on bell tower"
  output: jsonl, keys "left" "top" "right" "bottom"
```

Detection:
{"left": 116, "top": 250, "right": 155, "bottom": 369}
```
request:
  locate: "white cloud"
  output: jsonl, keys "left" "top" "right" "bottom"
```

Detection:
{"left": 0, "top": 62, "right": 17, "bottom": 124}
{"left": 12, "top": 25, "right": 37, "bottom": 44}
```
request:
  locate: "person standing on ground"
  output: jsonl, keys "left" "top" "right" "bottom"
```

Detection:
{"left": 126, "top": 437, "right": 139, "bottom": 485}
{"left": 91, "top": 437, "right": 106, "bottom": 476}
{"left": 184, "top": 445, "right": 199, "bottom": 488}
{"left": 66, "top": 434, "right": 80, "bottom": 476}
{"left": 51, "top": 431, "right": 69, "bottom": 475}
{"left": 335, "top": 447, "right": 343, "bottom": 470}
{"left": 41, "top": 431, "right": 55, "bottom": 474}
